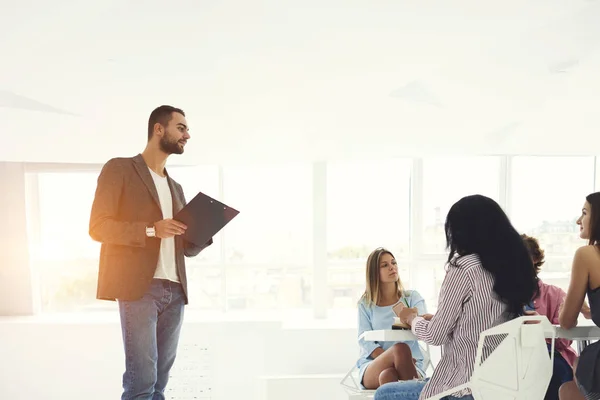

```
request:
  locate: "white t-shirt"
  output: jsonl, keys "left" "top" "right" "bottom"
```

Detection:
{"left": 148, "top": 168, "right": 179, "bottom": 283}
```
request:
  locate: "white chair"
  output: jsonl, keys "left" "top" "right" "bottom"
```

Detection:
{"left": 341, "top": 342, "right": 435, "bottom": 400}
{"left": 340, "top": 366, "right": 376, "bottom": 400}
{"left": 424, "top": 315, "right": 556, "bottom": 400}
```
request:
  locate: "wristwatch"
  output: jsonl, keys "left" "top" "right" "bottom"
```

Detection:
{"left": 146, "top": 225, "right": 156, "bottom": 237}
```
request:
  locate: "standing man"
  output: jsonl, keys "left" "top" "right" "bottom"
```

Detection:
{"left": 89, "top": 105, "right": 213, "bottom": 400}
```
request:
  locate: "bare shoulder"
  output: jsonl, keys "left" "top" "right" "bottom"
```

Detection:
{"left": 573, "top": 245, "right": 600, "bottom": 272}
{"left": 575, "top": 245, "right": 600, "bottom": 260}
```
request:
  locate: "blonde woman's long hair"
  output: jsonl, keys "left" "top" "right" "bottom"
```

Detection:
{"left": 359, "top": 247, "right": 404, "bottom": 306}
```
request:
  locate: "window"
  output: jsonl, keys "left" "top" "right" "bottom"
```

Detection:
{"left": 422, "top": 157, "right": 501, "bottom": 254}
{"left": 326, "top": 159, "right": 412, "bottom": 309}
{"left": 169, "top": 165, "right": 222, "bottom": 309}
{"left": 510, "top": 156, "right": 595, "bottom": 280}
{"left": 406, "top": 259, "right": 448, "bottom": 314}
{"left": 32, "top": 165, "right": 223, "bottom": 313}
{"left": 221, "top": 163, "right": 313, "bottom": 310}
{"left": 28, "top": 156, "right": 595, "bottom": 318}
{"left": 32, "top": 171, "right": 102, "bottom": 312}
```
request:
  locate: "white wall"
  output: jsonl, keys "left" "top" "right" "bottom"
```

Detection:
{"left": 2, "top": 1, "right": 600, "bottom": 164}
{"left": 0, "top": 163, "right": 35, "bottom": 315}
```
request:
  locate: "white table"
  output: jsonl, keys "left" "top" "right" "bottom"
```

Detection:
{"left": 359, "top": 329, "right": 416, "bottom": 342}
{"left": 361, "top": 325, "right": 600, "bottom": 353}
{"left": 555, "top": 325, "right": 600, "bottom": 340}
{"left": 555, "top": 325, "right": 600, "bottom": 352}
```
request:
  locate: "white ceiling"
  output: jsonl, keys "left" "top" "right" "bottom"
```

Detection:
{"left": 1, "top": 0, "right": 599, "bottom": 164}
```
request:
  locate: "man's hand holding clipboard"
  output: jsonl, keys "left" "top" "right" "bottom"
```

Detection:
{"left": 174, "top": 191, "right": 240, "bottom": 247}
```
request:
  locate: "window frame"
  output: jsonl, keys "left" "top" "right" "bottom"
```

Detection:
{"left": 24, "top": 155, "right": 600, "bottom": 319}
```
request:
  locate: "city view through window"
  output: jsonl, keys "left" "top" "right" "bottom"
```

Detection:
{"left": 27, "top": 156, "right": 595, "bottom": 320}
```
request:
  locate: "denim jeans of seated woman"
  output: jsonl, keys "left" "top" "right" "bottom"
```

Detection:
{"left": 374, "top": 380, "right": 474, "bottom": 400}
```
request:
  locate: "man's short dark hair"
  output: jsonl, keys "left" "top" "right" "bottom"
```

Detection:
{"left": 147, "top": 105, "right": 185, "bottom": 141}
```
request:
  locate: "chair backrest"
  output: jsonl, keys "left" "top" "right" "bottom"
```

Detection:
{"left": 469, "top": 316, "right": 554, "bottom": 400}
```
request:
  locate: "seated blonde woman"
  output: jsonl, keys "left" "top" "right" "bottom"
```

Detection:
{"left": 356, "top": 247, "right": 428, "bottom": 390}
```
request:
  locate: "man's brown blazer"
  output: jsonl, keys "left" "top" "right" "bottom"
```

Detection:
{"left": 89, "top": 154, "right": 212, "bottom": 303}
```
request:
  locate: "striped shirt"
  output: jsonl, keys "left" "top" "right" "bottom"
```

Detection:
{"left": 411, "top": 254, "right": 509, "bottom": 399}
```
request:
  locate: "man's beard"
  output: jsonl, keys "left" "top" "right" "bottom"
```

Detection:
{"left": 159, "top": 134, "right": 184, "bottom": 155}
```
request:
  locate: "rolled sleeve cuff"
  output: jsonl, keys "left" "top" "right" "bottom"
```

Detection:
{"left": 411, "top": 316, "right": 426, "bottom": 336}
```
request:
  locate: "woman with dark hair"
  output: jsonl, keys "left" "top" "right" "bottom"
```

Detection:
{"left": 558, "top": 192, "right": 600, "bottom": 400}
{"left": 374, "top": 195, "right": 539, "bottom": 400}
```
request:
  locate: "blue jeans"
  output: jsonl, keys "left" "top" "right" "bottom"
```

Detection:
{"left": 118, "top": 279, "right": 186, "bottom": 400}
{"left": 374, "top": 380, "right": 473, "bottom": 400}
{"left": 374, "top": 380, "right": 426, "bottom": 400}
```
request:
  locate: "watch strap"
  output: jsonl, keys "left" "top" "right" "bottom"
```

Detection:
{"left": 146, "top": 225, "right": 156, "bottom": 237}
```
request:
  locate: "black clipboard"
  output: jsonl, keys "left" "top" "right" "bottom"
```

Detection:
{"left": 174, "top": 191, "right": 240, "bottom": 247}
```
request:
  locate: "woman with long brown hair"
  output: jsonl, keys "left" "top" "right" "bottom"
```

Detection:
{"left": 559, "top": 192, "right": 600, "bottom": 400}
